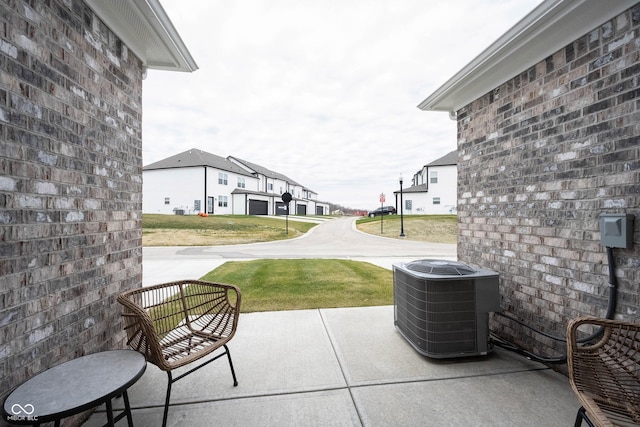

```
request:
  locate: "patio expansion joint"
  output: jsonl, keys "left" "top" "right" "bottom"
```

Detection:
{"left": 345, "top": 365, "right": 553, "bottom": 390}
{"left": 93, "top": 365, "right": 554, "bottom": 416}
{"left": 318, "top": 308, "right": 366, "bottom": 426}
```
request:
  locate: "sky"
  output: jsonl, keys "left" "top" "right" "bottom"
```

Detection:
{"left": 142, "top": 0, "right": 543, "bottom": 210}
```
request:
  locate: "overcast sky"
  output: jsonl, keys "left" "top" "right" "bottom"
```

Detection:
{"left": 143, "top": 0, "right": 542, "bottom": 210}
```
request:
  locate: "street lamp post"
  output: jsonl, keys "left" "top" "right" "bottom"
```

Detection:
{"left": 399, "top": 174, "right": 405, "bottom": 237}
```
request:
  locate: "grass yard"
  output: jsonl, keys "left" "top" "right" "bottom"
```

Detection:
{"left": 199, "top": 259, "right": 393, "bottom": 312}
{"left": 142, "top": 214, "right": 317, "bottom": 246}
{"left": 356, "top": 214, "right": 457, "bottom": 244}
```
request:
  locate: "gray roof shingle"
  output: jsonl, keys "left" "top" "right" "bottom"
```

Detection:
{"left": 143, "top": 148, "right": 254, "bottom": 176}
{"left": 426, "top": 150, "right": 458, "bottom": 167}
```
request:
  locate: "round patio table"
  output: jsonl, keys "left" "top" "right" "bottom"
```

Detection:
{"left": 2, "top": 350, "right": 146, "bottom": 427}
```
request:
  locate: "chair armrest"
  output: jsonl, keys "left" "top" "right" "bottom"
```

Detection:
{"left": 117, "top": 292, "right": 166, "bottom": 367}
{"left": 566, "top": 316, "right": 640, "bottom": 426}
{"left": 180, "top": 280, "right": 241, "bottom": 338}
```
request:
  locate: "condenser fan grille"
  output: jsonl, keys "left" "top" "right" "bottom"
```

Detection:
{"left": 405, "top": 260, "right": 477, "bottom": 276}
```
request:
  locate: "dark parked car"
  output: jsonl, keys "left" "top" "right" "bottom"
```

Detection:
{"left": 368, "top": 206, "right": 397, "bottom": 217}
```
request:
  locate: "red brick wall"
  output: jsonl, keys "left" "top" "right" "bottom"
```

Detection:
{"left": 456, "top": 4, "right": 640, "bottom": 358}
{"left": 0, "top": 0, "right": 143, "bottom": 399}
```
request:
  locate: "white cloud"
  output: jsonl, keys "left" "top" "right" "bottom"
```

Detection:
{"left": 144, "top": 0, "right": 542, "bottom": 209}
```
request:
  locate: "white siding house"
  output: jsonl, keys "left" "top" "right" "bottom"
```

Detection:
{"left": 143, "top": 149, "right": 330, "bottom": 215}
{"left": 395, "top": 150, "right": 458, "bottom": 215}
{"left": 143, "top": 149, "right": 258, "bottom": 215}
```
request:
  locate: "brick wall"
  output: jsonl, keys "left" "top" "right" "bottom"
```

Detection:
{"left": 0, "top": 0, "right": 143, "bottom": 402}
{"left": 457, "top": 4, "right": 640, "bottom": 358}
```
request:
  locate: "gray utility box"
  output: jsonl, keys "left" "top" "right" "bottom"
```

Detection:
{"left": 600, "top": 213, "right": 634, "bottom": 249}
{"left": 393, "top": 259, "right": 500, "bottom": 359}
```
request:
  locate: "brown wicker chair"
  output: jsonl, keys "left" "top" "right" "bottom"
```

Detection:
{"left": 567, "top": 317, "right": 640, "bottom": 427}
{"left": 118, "top": 280, "right": 241, "bottom": 427}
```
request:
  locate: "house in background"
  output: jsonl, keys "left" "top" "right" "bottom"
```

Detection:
{"left": 394, "top": 150, "right": 458, "bottom": 214}
{"left": 143, "top": 149, "right": 330, "bottom": 216}
{"left": 419, "top": 0, "right": 639, "bottom": 359}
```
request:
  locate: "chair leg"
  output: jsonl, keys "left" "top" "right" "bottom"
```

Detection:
{"left": 162, "top": 371, "right": 173, "bottom": 427}
{"left": 224, "top": 344, "right": 238, "bottom": 387}
{"left": 575, "top": 407, "right": 595, "bottom": 427}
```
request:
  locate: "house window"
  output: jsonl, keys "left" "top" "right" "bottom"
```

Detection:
{"left": 433, "top": 197, "right": 441, "bottom": 205}
{"left": 267, "top": 183, "right": 273, "bottom": 191}
{"left": 237, "top": 177, "right": 245, "bottom": 188}
{"left": 164, "top": 197, "right": 170, "bottom": 205}
{"left": 430, "top": 171, "right": 438, "bottom": 184}
{"left": 218, "top": 173, "right": 228, "bottom": 185}
{"left": 218, "top": 195, "right": 228, "bottom": 207}
{"left": 194, "top": 200, "right": 201, "bottom": 211}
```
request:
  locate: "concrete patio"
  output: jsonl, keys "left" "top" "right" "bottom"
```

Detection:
{"left": 84, "top": 305, "right": 579, "bottom": 426}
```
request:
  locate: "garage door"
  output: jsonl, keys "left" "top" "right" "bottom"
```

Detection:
{"left": 296, "top": 205, "right": 307, "bottom": 215}
{"left": 248, "top": 200, "right": 268, "bottom": 215}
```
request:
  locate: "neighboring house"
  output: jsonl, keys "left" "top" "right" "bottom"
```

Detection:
{"left": 143, "top": 149, "right": 258, "bottom": 215}
{"left": 0, "top": 0, "right": 195, "bottom": 406}
{"left": 143, "top": 149, "right": 330, "bottom": 216}
{"left": 395, "top": 150, "right": 458, "bottom": 214}
{"left": 419, "top": 0, "right": 639, "bottom": 359}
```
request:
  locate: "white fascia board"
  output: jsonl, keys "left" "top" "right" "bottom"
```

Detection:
{"left": 86, "top": 0, "right": 198, "bottom": 72}
{"left": 418, "top": 0, "right": 637, "bottom": 113}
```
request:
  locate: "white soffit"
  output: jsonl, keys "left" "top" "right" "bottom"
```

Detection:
{"left": 85, "top": 0, "right": 198, "bottom": 72}
{"left": 418, "top": 0, "right": 638, "bottom": 113}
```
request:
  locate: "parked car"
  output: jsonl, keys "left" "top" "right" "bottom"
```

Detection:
{"left": 368, "top": 206, "right": 397, "bottom": 217}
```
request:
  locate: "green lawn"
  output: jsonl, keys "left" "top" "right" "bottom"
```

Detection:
{"left": 200, "top": 259, "right": 393, "bottom": 312}
{"left": 142, "top": 214, "right": 317, "bottom": 246}
{"left": 356, "top": 214, "right": 457, "bottom": 243}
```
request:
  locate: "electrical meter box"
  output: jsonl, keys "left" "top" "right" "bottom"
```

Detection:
{"left": 600, "top": 214, "right": 634, "bottom": 249}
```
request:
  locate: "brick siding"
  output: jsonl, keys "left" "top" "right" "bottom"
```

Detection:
{"left": 457, "top": 4, "right": 640, "bottom": 358}
{"left": 0, "top": 0, "right": 143, "bottom": 402}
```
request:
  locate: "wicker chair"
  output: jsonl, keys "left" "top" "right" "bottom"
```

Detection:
{"left": 567, "top": 317, "right": 640, "bottom": 427}
{"left": 118, "top": 280, "right": 241, "bottom": 427}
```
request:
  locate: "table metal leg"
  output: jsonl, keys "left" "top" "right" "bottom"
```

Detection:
{"left": 105, "top": 399, "right": 115, "bottom": 427}
{"left": 122, "top": 390, "right": 134, "bottom": 427}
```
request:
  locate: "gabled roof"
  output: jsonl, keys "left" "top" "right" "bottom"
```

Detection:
{"left": 86, "top": 0, "right": 197, "bottom": 72}
{"left": 143, "top": 149, "right": 253, "bottom": 176}
{"left": 418, "top": 0, "right": 637, "bottom": 113}
{"left": 228, "top": 157, "right": 303, "bottom": 187}
{"left": 401, "top": 184, "right": 429, "bottom": 194}
{"left": 426, "top": 150, "right": 458, "bottom": 167}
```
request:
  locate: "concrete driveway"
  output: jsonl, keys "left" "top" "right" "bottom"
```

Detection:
{"left": 143, "top": 216, "right": 457, "bottom": 284}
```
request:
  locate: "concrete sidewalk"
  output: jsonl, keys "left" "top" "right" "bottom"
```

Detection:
{"left": 85, "top": 305, "right": 579, "bottom": 426}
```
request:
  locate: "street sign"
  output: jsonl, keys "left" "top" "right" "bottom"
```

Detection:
{"left": 281, "top": 192, "right": 292, "bottom": 234}
{"left": 379, "top": 193, "right": 385, "bottom": 203}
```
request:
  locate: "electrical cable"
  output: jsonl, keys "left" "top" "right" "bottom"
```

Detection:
{"left": 490, "top": 334, "right": 567, "bottom": 364}
{"left": 490, "top": 246, "right": 618, "bottom": 363}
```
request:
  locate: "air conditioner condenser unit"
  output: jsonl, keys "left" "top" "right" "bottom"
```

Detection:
{"left": 393, "top": 259, "right": 501, "bottom": 358}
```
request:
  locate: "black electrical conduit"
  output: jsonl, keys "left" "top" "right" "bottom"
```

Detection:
{"left": 489, "top": 247, "right": 618, "bottom": 364}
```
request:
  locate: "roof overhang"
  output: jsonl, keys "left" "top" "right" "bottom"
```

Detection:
{"left": 418, "top": 0, "right": 637, "bottom": 113}
{"left": 85, "top": 0, "right": 198, "bottom": 72}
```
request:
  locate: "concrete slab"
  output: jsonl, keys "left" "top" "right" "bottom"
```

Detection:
{"left": 87, "top": 389, "right": 361, "bottom": 427}
{"left": 352, "top": 369, "right": 578, "bottom": 427}
{"left": 108, "top": 309, "right": 346, "bottom": 410}
{"left": 84, "top": 306, "right": 580, "bottom": 427}
{"left": 320, "top": 306, "right": 546, "bottom": 386}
